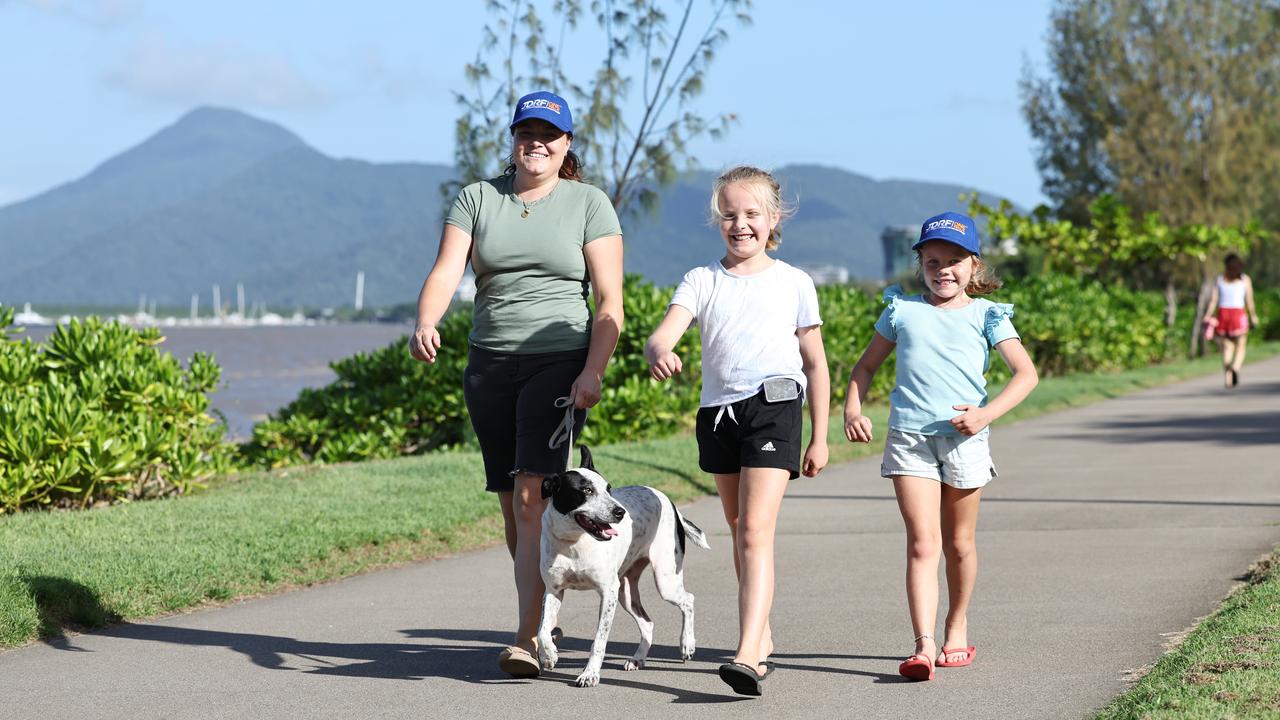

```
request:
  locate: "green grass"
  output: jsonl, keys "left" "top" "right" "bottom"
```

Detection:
{"left": 1, "top": 342, "right": 1277, "bottom": 651}
{"left": 1095, "top": 549, "right": 1280, "bottom": 719}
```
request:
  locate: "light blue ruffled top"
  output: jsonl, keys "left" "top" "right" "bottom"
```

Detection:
{"left": 873, "top": 285, "right": 1019, "bottom": 435}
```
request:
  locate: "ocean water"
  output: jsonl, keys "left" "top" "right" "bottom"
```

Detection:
{"left": 23, "top": 323, "right": 412, "bottom": 440}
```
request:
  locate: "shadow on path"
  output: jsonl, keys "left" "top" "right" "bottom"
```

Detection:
{"left": 1060, "top": 409, "right": 1280, "bottom": 447}
{"left": 84, "top": 624, "right": 904, "bottom": 697}
{"left": 21, "top": 575, "right": 121, "bottom": 651}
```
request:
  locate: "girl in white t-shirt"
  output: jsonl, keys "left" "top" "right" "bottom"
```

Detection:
{"left": 645, "top": 166, "right": 830, "bottom": 696}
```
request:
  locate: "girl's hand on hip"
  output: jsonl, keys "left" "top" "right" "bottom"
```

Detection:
{"left": 950, "top": 405, "right": 991, "bottom": 436}
{"left": 408, "top": 325, "right": 441, "bottom": 363}
{"left": 844, "top": 413, "right": 873, "bottom": 443}
{"left": 648, "top": 351, "right": 683, "bottom": 381}
{"left": 802, "top": 441, "right": 829, "bottom": 477}
{"left": 570, "top": 368, "right": 603, "bottom": 409}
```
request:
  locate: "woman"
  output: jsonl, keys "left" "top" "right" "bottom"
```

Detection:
{"left": 1204, "top": 254, "right": 1261, "bottom": 388}
{"left": 408, "top": 90, "right": 624, "bottom": 677}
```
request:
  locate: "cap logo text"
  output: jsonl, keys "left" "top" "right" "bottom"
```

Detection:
{"left": 925, "top": 219, "right": 967, "bottom": 234}
{"left": 520, "top": 99, "right": 561, "bottom": 114}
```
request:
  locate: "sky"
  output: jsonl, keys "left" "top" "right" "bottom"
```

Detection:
{"left": 0, "top": 0, "right": 1055, "bottom": 210}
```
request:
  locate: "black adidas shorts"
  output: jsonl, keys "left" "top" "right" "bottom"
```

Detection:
{"left": 695, "top": 386, "right": 803, "bottom": 479}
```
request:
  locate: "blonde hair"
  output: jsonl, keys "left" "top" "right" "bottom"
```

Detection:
{"left": 965, "top": 256, "right": 1002, "bottom": 295}
{"left": 709, "top": 166, "right": 794, "bottom": 251}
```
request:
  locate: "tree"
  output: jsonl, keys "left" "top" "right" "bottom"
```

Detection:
{"left": 970, "top": 192, "right": 1263, "bottom": 353}
{"left": 445, "top": 0, "right": 751, "bottom": 217}
{"left": 1022, "top": 0, "right": 1280, "bottom": 227}
{"left": 1021, "top": 0, "right": 1280, "bottom": 347}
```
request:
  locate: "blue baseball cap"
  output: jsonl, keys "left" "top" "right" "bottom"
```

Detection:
{"left": 913, "top": 211, "right": 981, "bottom": 256}
{"left": 510, "top": 91, "right": 573, "bottom": 135}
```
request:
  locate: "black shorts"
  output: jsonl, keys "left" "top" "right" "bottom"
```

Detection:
{"left": 695, "top": 388, "right": 803, "bottom": 479}
{"left": 463, "top": 345, "right": 588, "bottom": 493}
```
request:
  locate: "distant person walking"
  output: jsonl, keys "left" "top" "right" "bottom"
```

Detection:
{"left": 408, "top": 90, "right": 624, "bottom": 678}
{"left": 1204, "top": 254, "right": 1261, "bottom": 388}
{"left": 842, "top": 212, "right": 1037, "bottom": 681}
{"left": 646, "top": 166, "right": 830, "bottom": 696}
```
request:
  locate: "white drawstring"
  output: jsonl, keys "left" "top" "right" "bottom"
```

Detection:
{"left": 712, "top": 404, "right": 737, "bottom": 432}
{"left": 548, "top": 396, "right": 576, "bottom": 471}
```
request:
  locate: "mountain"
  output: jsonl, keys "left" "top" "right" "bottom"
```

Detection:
{"left": 623, "top": 166, "right": 1008, "bottom": 284}
{"left": 0, "top": 107, "right": 1011, "bottom": 307}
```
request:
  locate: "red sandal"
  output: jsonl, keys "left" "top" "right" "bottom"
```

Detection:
{"left": 936, "top": 645, "right": 976, "bottom": 667}
{"left": 898, "top": 634, "right": 935, "bottom": 681}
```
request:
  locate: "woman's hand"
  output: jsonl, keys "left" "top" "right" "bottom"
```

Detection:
{"left": 844, "top": 412, "right": 874, "bottom": 443}
{"left": 648, "top": 351, "right": 683, "bottom": 381}
{"left": 570, "top": 367, "right": 603, "bottom": 409}
{"left": 408, "top": 324, "right": 441, "bottom": 363}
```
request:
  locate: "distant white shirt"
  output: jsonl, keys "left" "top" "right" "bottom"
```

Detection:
{"left": 1216, "top": 275, "right": 1246, "bottom": 309}
{"left": 671, "top": 259, "right": 822, "bottom": 407}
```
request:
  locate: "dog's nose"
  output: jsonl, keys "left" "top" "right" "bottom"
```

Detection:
{"left": 611, "top": 506, "right": 626, "bottom": 521}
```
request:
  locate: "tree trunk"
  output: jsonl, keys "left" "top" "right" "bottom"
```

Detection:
{"left": 1164, "top": 275, "right": 1177, "bottom": 330}
{"left": 1189, "top": 277, "right": 1211, "bottom": 358}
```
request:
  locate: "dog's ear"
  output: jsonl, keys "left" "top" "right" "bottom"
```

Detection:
{"left": 541, "top": 474, "right": 563, "bottom": 500}
{"left": 578, "top": 445, "right": 595, "bottom": 471}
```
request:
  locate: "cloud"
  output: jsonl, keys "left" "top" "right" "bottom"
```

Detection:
{"left": 16, "top": 0, "right": 143, "bottom": 27}
{"left": 104, "top": 35, "right": 331, "bottom": 110}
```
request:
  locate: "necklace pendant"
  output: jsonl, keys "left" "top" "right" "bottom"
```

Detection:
{"left": 521, "top": 208, "right": 530, "bottom": 218}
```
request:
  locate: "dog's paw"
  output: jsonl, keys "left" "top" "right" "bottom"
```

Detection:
{"left": 539, "top": 645, "right": 558, "bottom": 670}
{"left": 574, "top": 668, "right": 601, "bottom": 687}
{"left": 679, "top": 643, "right": 695, "bottom": 662}
{"left": 622, "top": 657, "right": 645, "bottom": 671}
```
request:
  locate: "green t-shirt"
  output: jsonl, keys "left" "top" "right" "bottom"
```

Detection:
{"left": 445, "top": 175, "right": 622, "bottom": 353}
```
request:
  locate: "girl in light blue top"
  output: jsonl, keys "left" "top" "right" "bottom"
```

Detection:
{"left": 842, "top": 211, "right": 1038, "bottom": 682}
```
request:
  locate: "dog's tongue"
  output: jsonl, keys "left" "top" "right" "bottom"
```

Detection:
{"left": 602, "top": 526, "right": 618, "bottom": 537}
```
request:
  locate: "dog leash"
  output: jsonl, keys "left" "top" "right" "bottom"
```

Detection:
{"left": 549, "top": 396, "right": 576, "bottom": 471}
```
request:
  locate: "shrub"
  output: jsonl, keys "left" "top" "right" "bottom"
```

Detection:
{"left": 0, "top": 308, "right": 233, "bottom": 512}
{"left": 242, "top": 275, "right": 705, "bottom": 465}
{"left": 241, "top": 272, "right": 1214, "bottom": 468}
{"left": 242, "top": 305, "right": 474, "bottom": 467}
{"left": 991, "top": 275, "right": 1172, "bottom": 379}
{"left": 1254, "top": 288, "right": 1280, "bottom": 340}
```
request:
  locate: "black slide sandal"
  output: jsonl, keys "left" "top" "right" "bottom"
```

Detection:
{"left": 718, "top": 662, "right": 764, "bottom": 696}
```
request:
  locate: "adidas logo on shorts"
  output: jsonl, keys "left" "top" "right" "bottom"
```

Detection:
{"left": 760, "top": 441, "right": 776, "bottom": 452}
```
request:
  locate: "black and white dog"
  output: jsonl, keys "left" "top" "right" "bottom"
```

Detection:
{"left": 537, "top": 446, "right": 710, "bottom": 687}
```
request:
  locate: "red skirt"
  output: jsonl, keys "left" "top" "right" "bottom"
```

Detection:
{"left": 1215, "top": 307, "right": 1249, "bottom": 337}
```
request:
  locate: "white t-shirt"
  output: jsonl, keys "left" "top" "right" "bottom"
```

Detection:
{"left": 671, "top": 259, "right": 823, "bottom": 407}
{"left": 1216, "top": 275, "right": 1247, "bottom": 309}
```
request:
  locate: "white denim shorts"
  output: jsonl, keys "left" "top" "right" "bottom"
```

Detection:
{"left": 880, "top": 427, "right": 997, "bottom": 489}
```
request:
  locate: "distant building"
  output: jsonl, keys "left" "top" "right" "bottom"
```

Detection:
{"left": 881, "top": 226, "right": 917, "bottom": 279}
{"left": 798, "top": 264, "right": 850, "bottom": 286}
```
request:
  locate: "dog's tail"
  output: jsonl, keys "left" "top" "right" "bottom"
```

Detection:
{"left": 670, "top": 497, "right": 710, "bottom": 551}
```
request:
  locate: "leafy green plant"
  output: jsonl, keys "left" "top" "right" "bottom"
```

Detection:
{"left": 0, "top": 310, "right": 233, "bottom": 512}
{"left": 243, "top": 272, "right": 1206, "bottom": 468}
{"left": 242, "top": 302, "right": 474, "bottom": 467}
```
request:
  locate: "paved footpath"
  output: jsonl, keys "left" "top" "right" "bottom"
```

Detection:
{"left": 3, "top": 357, "right": 1279, "bottom": 720}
